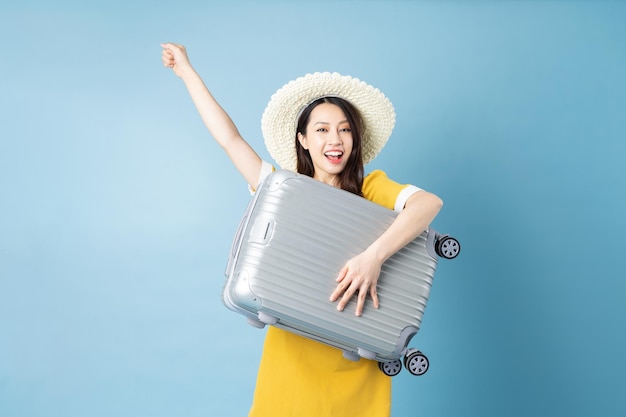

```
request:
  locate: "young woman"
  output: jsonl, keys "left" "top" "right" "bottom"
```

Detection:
{"left": 161, "top": 43, "right": 443, "bottom": 417}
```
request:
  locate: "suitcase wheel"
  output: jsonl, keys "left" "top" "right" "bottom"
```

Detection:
{"left": 435, "top": 235, "right": 461, "bottom": 259}
{"left": 404, "top": 349, "right": 429, "bottom": 376}
{"left": 378, "top": 359, "right": 403, "bottom": 377}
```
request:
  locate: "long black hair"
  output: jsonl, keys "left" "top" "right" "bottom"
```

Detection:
{"left": 295, "top": 96, "right": 365, "bottom": 196}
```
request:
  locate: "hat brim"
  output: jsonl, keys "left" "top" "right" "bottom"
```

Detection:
{"left": 261, "top": 72, "right": 395, "bottom": 171}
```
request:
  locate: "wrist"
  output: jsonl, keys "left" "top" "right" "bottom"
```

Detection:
{"left": 178, "top": 65, "right": 198, "bottom": 82}
{"left": 366, "top": 242, "right": 388, "bottom": 265}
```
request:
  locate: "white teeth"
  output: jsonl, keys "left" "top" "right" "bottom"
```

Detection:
{"left": 325, "top": 151, "right": 343, "bottom": 157}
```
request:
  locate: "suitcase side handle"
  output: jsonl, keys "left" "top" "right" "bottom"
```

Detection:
{"left": 249, "top": 217, "right": 275, "bottom": 245}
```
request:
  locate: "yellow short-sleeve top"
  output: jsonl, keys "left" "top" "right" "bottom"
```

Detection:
{"left": 248, "top": 168, "right": 421, "bottom": 417}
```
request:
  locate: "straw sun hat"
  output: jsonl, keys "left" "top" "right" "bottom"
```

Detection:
{"left": 261, "top": 72, "right": 396, "bottom": 172}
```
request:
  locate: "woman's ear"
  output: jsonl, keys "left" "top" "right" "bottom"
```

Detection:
{"left": 297, "top": 133, "right": 308, "bottom": 150}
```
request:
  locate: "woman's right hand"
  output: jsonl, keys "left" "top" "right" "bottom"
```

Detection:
{"left": 161, "top": 43, "right": 192, "bottom": 78}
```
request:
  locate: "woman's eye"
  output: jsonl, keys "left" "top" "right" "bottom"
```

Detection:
{"left": 340, "top": 127, "right": 351, "bottom": 132}
{"left": 316, "top": 127, "right": 327, "bottom": 132}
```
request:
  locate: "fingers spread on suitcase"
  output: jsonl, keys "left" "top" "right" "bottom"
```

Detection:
{"left": 335, "top": 265, "right": 349, "bottom": 283}
{"left": 355, "top": 287, "right": 368, "bottom": 316}
{"left": 338, "top": 285, "right": 358, "bottom": 313}
{"left": 329, "top": 266, "right": 348, "bottom": 302}
{"left": 330, "top": 252, "right": 382, "bottom": 316}
{"left": 354, "top": 283, "right": 379, "bottom": 316}
{"left": 370, "top": 286, "right": 380, "bottom": 309}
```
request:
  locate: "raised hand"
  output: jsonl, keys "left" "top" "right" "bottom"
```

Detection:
{"left": 160, "top": 42, "right": 192, "bottom": 78}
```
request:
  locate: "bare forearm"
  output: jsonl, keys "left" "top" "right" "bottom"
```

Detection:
{"left": 179, "top": 68, "right": 242, "bottom": 149}
{"left": 332, "top": 190, "right": 443, "bottom": 315}
{"left": 366, "top": 191, "right": 443, "bottom": 263}
{"left": 161, "top": 43, "right": 262, "bottom": 187}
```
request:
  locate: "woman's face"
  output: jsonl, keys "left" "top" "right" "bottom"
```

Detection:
{"left": 298, "top": 102, "right": 354, "bottom": 186}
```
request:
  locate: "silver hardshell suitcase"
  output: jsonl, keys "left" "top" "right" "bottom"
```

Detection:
{"left": 222, "top": 170, "right": 459, "bottom": 376}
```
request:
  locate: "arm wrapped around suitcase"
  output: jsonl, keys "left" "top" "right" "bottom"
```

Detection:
{"left": 222, "top": 170, "right": 460, "bottom": 376}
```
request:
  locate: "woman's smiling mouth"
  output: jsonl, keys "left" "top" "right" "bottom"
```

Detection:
{"left": 324, "top": 151, "right": 344, "bottom": 163}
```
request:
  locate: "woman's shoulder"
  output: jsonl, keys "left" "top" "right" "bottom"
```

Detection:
{"left": 362, "top": 170, "right": 401, "bottom": 209}
{"left": 363, "top": 169, "right": 389, "bottom": 184}
{"left": 363, "top": 170, "right": 422, "bottom": 211}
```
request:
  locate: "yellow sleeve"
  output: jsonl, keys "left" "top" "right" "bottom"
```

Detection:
{"left": 362, "top": 170, "right": 421, "bottom": 211}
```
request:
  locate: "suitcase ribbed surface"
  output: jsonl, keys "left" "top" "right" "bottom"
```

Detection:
{"left": 224, "top": 171, "right": 437, "bottom": 360}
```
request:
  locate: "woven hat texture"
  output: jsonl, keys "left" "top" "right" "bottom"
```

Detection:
{"left": 261, "top": 72, "right": 395, "bottom": 171}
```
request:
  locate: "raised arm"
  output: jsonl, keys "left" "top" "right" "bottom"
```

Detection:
{"left": 330, "top": 190, "right": 443, "bottom": 316}
{"left": 161, "top": 43, "right": 262, "bottom": 188}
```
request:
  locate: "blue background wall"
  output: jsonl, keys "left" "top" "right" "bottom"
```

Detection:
{"left": 1, "top": 1, "right": 624, "bottom": 416}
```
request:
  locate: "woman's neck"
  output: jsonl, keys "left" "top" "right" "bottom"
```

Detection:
{"left": 313, "top": 172, "right": 340, "bottom": 188}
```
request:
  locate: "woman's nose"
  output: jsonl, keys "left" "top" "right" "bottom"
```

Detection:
{"left": 329, "top": 130, "right": 343, "bottom": 144}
